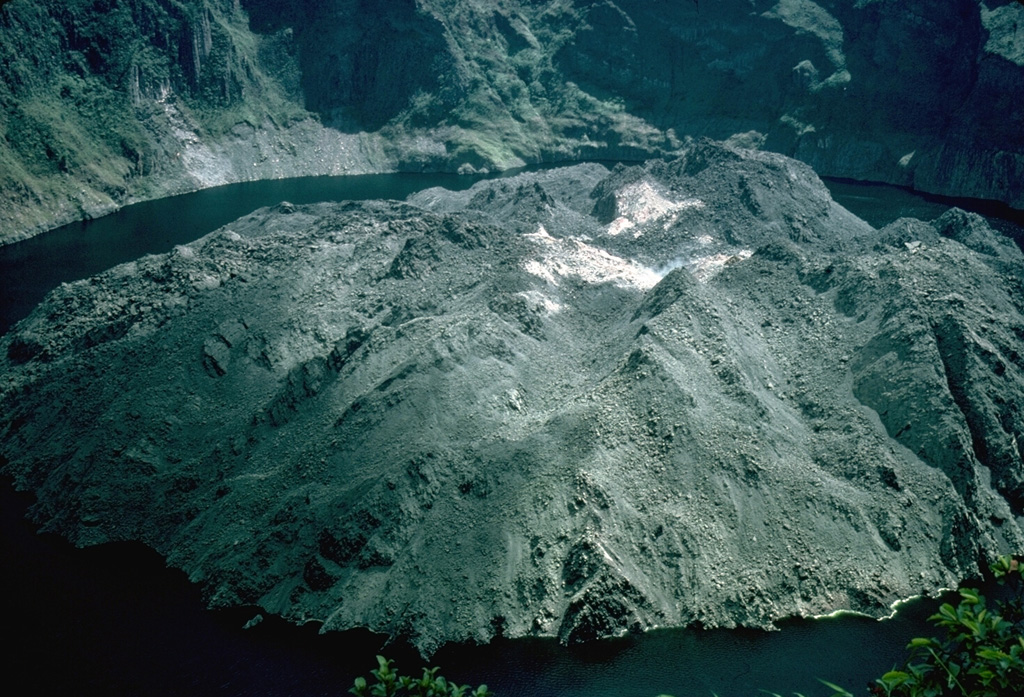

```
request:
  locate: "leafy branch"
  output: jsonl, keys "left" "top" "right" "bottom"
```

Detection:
{"left": 349, "top": 655, "right": 492, "bottom": 697}
{"left": 823, "top": 555, "right": 1024, "bottom": 697}
{"left": 353, "top": 557, "right": 1022, "bottom": 697}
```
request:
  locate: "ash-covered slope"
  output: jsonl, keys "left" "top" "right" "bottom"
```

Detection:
{"left": 2, "top": 142, "right": 1023, "bottom": 654}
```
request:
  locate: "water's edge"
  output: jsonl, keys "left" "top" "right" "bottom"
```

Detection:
{"left": 1, "top": 479, "right": 948, "bottom": 697}
{"left": 2, "top": 167, "right": 1016, "bottom": 696}
{"left": 2, "top": 166, "right": 1022, "bottom": 337}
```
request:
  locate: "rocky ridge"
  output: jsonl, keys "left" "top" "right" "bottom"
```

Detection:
{"left": 1, "top": 0, "right": 1022, "bottom": 244}
{"left": 3, "top": 142, "right": 1023, "bottom": 654}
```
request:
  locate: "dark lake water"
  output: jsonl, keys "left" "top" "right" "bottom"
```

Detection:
{"left": 2, "top": 168, "right": 1023, "bottom": 335}
{"left": 2, "top": 169, "right": 1021, "bottom": 696}
{"left": 0, "top": 482, "right": 947, "bottom": 697}
{"left": 822, "top": 177, "right": 1024, "bottom": 246}
{"left": 0, "top": 171, "right": 499, "bottom": 336}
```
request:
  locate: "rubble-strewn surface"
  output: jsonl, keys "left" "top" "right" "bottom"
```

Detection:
{"left": 2, "top": 142, "right": 1022, "bottom": 654}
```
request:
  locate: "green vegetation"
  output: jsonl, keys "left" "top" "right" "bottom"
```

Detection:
{"left": 852, "top": 555, "right": 1023, "bottom": 697}
{"left": 349, "top": 655, "right": 492, "bottom": 697}
{"left": 0, "top": 0, "right": 309, "bottom": 236}
{"left": 757, "top": 555, "right": 1024, "bottom": 697}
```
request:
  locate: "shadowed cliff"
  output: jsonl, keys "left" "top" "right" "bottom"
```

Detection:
{"left": 1, "top": 0, "right": 1022, "bottom": 244}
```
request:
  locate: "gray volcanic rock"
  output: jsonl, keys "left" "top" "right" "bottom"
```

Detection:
{"left": 2, "top": 0, "right": 1023, "bottom": 243}
{"left": 2, "top": 142, "right": 1023, "bottom": 654}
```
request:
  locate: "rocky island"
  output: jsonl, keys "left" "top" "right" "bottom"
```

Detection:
{"left": 2, "top": 141, "right": 1022, "bottom": 654}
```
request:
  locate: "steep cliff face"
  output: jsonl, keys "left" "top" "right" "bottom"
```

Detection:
{"left": 3, "top": 142, "right": 1022, "bottom": 654}
{"left": 1, "top": 0, "right": 1022, "bottom": 244}
{"left": 246, "top": 0, "right": 462, "bottom": 131}
{"left": 0, "top": 0, "right": 315, "bottom": 241}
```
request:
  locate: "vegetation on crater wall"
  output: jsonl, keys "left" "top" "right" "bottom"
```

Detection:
{"left": 3, "top": 0, "right": 1023, "bottom": 240}
{"left": 0, "top": 0, "right": 305, "bottom": 230}
{"left": 846, "top": 555, "right": 1024, "bottom": 697}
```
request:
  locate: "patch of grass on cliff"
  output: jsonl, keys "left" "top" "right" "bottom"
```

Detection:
{"left": 449, "top": 124, "right": 538, "bottom": 169}
{"left": 4, "top": 90, "right": 134, "bottom": 194}
{"left": 183, "top": 5, "right": 308, "bottom": 134}
{"left": 0, "top": 0, "right": 309, "bottom": 171}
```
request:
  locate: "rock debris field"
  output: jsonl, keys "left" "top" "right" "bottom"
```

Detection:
{"left": 2, "top": 142, "right": 1023, "bottom": 655}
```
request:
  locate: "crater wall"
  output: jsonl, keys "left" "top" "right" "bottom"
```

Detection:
{"left": 0, "top": 0, "right": 1022, "bottom": 244}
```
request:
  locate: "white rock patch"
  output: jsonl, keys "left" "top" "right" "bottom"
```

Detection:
{"left": 524, "top": 225, "right": 662, "bottom": 290}
{"left": 159, "top": 90, "right": 232, "bottom": 187}
{"left": 518, "top": 290, "right": 563, "bottom": 315}
{"left": 981, "top": 3, "right": 1024, "bottom": 67}
{"left": 606, "top": 180, "right": 704, "bottom": 237}
{"left": 689, "top": 249, "right": 755, "bottom": 283}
